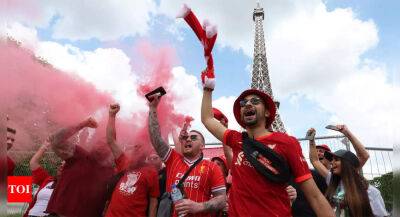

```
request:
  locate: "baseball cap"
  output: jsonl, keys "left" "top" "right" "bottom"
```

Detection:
{"left": 324, "top": 149, "right": 360, "bottom": 168}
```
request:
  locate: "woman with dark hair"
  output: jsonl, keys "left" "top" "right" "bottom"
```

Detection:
{"left": 323, "top": 150, "right": 373, "bottom": 216}
{"left": 24, "top": 138, "right": 64, "bottom": 217}
{"left": 308, "top": 126, "right": 388, "bottom": 217}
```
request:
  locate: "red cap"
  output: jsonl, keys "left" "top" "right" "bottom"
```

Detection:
{"left": 233, "top": 89, "right": 276, "bottom": 128}
{"left": 212, "top": 108, "right": 228, "bottom": 124}
{"left": 316, "top": 144, "right": 331, "bottom": 152}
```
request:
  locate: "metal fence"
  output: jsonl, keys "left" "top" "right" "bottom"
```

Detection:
{"left": 298, "top": 134, "right": 393, "bottom": 179}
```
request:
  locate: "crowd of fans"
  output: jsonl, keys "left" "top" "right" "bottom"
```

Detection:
{"left": 6, "top": 84, "right": 389, "bottom": 217}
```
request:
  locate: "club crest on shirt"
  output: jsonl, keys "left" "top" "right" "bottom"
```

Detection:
{"left": 200, "top": 165, "right": 205, "bottom": 174}
{"left": 234, "top": 151, "right": 253, "bottom": 168}
{"left": 119, "top": 171, "right": 141, "bottom": 195}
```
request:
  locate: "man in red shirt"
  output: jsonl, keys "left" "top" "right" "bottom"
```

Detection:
{"left": 104, "top": 103, "right": 159, "bottom": 217}
{"left": 7, "top": 126, "right": 16, "bottom": 176}
{"left": 200, "top": 75, "right": 335, "bottom": 216}
{"left": 46, "top": 117, "right": 114, "bottom": 217}
{"left": 148, "top": 95, "right": 226, "bottom": 217}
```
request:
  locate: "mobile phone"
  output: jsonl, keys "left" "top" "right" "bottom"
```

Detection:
{"left": 325, "top": 125, "right": 339, "bottom": 131}
{"left": 145, "top": 86, "right": 166, "bottom": 101}
{"left": 305, "top": 130, "right": 315, "bottom": 140}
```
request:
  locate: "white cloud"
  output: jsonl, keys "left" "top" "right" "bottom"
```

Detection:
{"left": 1, "top": 0, "right": 157, "bottom": 41}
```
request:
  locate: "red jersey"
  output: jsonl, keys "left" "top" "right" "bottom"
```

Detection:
{"left": 7, "top": 156, "right": 15, "bottom": 176}
{"left": 46, "top": 146, "right": 114, "bottom": 217}
{"left": 163, "top": 148, "right": 226, "bottom": 217}
{"left": 105, "top": 154, "right": 160, "bottom": 217}
{"left": 223, "top": 130, "right": 311, "bottom": 217}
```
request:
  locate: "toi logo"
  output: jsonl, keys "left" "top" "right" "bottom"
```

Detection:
{"left": 8, "top": 176, "right": 33, "bottom": 203}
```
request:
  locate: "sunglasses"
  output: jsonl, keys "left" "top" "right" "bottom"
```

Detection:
{"left": 239, "top": 97, "right": 262, "bottom": 107}
{"left": 182, "top": 135, "right": 199, "bottom": 141}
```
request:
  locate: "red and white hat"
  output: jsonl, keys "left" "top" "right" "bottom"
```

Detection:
{"left": 233, "top": 89, "right": 276, "bottom": 129}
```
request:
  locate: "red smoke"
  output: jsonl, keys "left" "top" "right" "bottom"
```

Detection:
{"left": 2, "top": 39, "right": 190, "bottom": 166}
{"left": 1, "top": 40, "right": 112, "bottom": 153}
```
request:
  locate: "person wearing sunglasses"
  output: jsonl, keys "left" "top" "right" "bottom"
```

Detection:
{"left": 201, "top": 75, "right": 334, "bottom": 217}
{"left": 309, "top": 126, "right": 388, "bottom": 217}
{"left": 148, "top": 94, "right": 226, "bottom": 217}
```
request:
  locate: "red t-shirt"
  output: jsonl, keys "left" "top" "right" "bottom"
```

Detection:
{"left": 223, "top": 130, "right": 311, "bottom": 217}
{"left": 7, "top": 156, "right": 15, "bottom": 176}
{"left": 105, "top": 154, "right": 160, "bottom": 217}
{"left": 163, "top": 148, "right": 226, "bottom": 217}
{"left": 46, "top": 146, "right": 114, "bottom": 217}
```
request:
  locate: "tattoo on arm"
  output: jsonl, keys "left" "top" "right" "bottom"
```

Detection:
{"left": 148, "top": 109, "right": 170, "bottom": 159}
{"left": 204, "top": 190, "right": 226, "bottom": 212}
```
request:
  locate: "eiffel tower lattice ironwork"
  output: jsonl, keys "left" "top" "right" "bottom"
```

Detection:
{"left": 251, "top": 3, "right": 286, "bottom": 132}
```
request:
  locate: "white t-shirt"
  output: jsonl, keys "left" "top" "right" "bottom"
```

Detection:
{"left": 326, "top": 172, "right": 389, "bottom": 217}
{"left": 28, "top": 181, "right": 54, "bottom": 216}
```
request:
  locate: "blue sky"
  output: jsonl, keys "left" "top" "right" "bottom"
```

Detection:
{"left": 3, "top": 0, "right": 399, "bottom": 147}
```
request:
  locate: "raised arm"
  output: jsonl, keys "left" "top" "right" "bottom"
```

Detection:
{"left": 50, "top": 117, "right": 97, "bottom": 148}
{"left": 201, "top": 89, "right": 227, "bottom": 141}
{"left": 148, "top": 96, "right": 171, "bottom": 159}
{"left": 30, "top": 138, "right": 50, "bottom": 171}
{"left": 172, "top": 129, "right": 183, "bottom": 154}
{"left": 106, "top": 104, "right": 123, "bottom": 159}
{"left": 308, "top": 128, "right": 329, "bottom": 178}
{"left": 50, "top": 117, "right": 97, "bottom": 159}
{"left": 337, "top": 125, "right": 369, "bottom": 168}
{"left": 299, "top": 179, "right": 335, "bottom": 217}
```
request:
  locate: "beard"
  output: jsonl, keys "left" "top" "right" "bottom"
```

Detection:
{"left": 244, "top": 118, "right": 257, "bottom": 127}
{"left": 241, "top": 112, "right": 259, "bottom": 127}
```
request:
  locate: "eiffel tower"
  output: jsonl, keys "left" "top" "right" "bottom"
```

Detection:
{"left": 251, "top": 2, "right": 286, "bottom": 132}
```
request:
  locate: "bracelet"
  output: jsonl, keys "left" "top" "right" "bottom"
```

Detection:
{"left": 203, "top": 87, "right": 214, "bottom": 92}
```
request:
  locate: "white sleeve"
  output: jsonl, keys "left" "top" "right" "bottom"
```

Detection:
{"left": 368, "top": 185, "right": 389, "bottom": 217}
{"left": 325, "top": 171, "right": 332, "bottom": 185}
